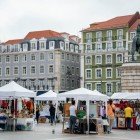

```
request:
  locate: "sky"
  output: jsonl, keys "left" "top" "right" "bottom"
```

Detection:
{"left": 0, "top": 0, "right": 140, "bottom": 42}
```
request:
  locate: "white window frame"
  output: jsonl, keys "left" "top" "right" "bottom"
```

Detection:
{"left": 61, "top": 53, "right": 65, "bottom": 59}
{"left": 95, "top": 55, "right": 102, "bottom": 64}
{"left": 14, "top": 55, "right": 19, "bottom": 62}
{"left": 96, "top": 31, "right": 102, "bottom": 42}
{"left": 96, "top": 43, "right": 102, "bottom": 50}
{"left": 39, "top": 41, "right": 46, "bottom": 50}
{"left": 31, "top": 54, "right": 36, "bottom": 61}
{"left": 23, "top": 44, "right": 28, "bottom": 52}
{"left": 95, "top": 68, "right": 102, "bottom": 79}
{"left": 72, "top": 55, "right": 75, "bottom": 61}
{"left": 130, "top": 32, "right": 136, "bottom": 40}
{"left": 106, "top": 83, "right": 112, "bottom": 95}
{"left": 70, "top": 44, "right": 74, "bottom": 52}
{"left": 106, "top": 30, "right": 112, "bottom": 40}
{"left": 14, "top": 67, "right": 19, "bottom": 75}
{"left": 86, "top": 44, "right": 92, "bottom": 51}
{"left": 106, "top": 54, "right": 112, "bottom": 64}
{"left": 60, "top": 41, "right": 64, "bottom": 50}
{"left": 49, "top": 41, "right": 55, "bottom": 50}
{"left": 5, "top": 67, "right": 10, "bottom": 76}
{"left": 106, "top": 42, "right": 112, "bottom": 51}
{"left": 116, "top": 41, "right": 123, "bottom": 50}
{"left": 85, "top": 83, "right": 92, "bottom": 90}
{"left": 66, "top": 54, "right": 70, "bottom": 61}
{"left": 65, "top": 43, "right": 69, "bottom": 51}
{"left": 106, "top": 68, "right": 112, "bottom": 78}
{"left": 49, "top": 65, "right": 54, "bottom": 73}
{"left": 95, "top": 83, "right": 102, "bottom": 92}
{"left": 117, "top": 29, "right": 123, "bottom": 40}
{"left": 116, "top": 53, "right": 123, "bottom": 63}
{"left": 75, "top": 45, "right": 79, "bottom": 53}
{"left": 30, "top": 66, "right": 36, "bottom": 74}
{"left": 22, "top": 66, "right": 27, "bottom": 75}
{"left": 6, "top": 55, "right": 10, "bottom": 63}
{"left": 49, "top": 53, "right": 54, "bottom": 60}
{"left": 61, "top": 65, "right": 65, "bottom": 74}
{"left": 22, "top": 54, "right": 27, "bottom": 62}
{"left": 40, "top": 53, "right": 45, "bottom": 60}
{"left": 116, "top": 68, "right": 121, "bottom": 78}
{"left": 85, "top": 56, "right": 92, "bottom": 65}
{"left": 85, "top": 69, "right": 92, "bottom": 79}
{"left": 40, "top": 65, "right": 45, "bottom": 74}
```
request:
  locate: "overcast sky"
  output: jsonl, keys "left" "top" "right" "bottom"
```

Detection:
{"left": 0, "top": 0, "right": 140, "bottom": 42}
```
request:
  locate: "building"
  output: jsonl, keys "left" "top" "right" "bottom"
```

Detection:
{"left": 81, "top": 12, "right": 140, "bottom": 96}
{"left": 0, "top": 30, "right": 81, "bottom": 93}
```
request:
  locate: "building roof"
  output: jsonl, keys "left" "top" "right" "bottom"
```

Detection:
{"left": 24, "top": 30, "right": 62, "bottom": 40}
{"left": 82, "top": 14, "right": 134, "bottom": 32}
{"left": 129, "top": 19, "right": 140, "bottom": 31}
{"left": 5, "top": 39, "right": 23, "bottom": 45}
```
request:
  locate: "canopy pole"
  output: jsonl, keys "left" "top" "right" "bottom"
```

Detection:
{"left": 86, "top": 99, "right": 90, "bottom": 134}
{"left": 13, "top": 98, "right": 16, "bottom": 131}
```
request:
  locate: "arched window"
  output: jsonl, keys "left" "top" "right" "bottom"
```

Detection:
{"left": 117, "top": 54, "right": 123, "bottom": 62}
{"left": 86, "top": 56, "right": 91, "bottom": 64}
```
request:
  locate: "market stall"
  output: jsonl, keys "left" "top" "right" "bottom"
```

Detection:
{"left": 0, "top": 81, "right": 36, "bottom": 131}
{"left": 35, "top": 90, "right": 65, "bottom": 123}
{"left": 111, "top": 92, "right": 140, "bottom": 130}
{"left": 58, "top": 88, "right": 109, "bottom": 134}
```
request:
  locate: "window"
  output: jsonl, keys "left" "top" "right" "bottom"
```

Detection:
{"left": 40, "top": 66, "right": 44, "bottom": 74}
{"left": 96, "top": 55, "right": 102, "bottom": 64}
{"left": 71, "top": 67, "right": 74, "bottom": 74}
{"left": 60, "top": 41, "right": 64, "bottom": 50}
{"left": 31, "top": 66, "right": 36, "bottom": 74}
{"left": 22, "top": 67, "right": 27, "bottom": 75}
{"left": 106, "top": 68, "right": 112, "bottom": 78}
{"left": 106, "top": 42, "right": 112, "bottom": 51}
{"left": 14, "top": 67, "right": 18, "bottom": 75}
{"left": 130, "top": 32, "right": 136, "bottom": 40}
{"left": 61, "top": 79, "right": 65, "bottom": 87}
{"left": 61, "top": 53, "right": 65, "bottom": 59}
{"left": 96, "top": 69, "right": 102, "bottom": 78}
{"left": 76, "top": 68, "right": 79, "bottom": 75}
{"left": 117, "top": 41, "right": 123, "bottom": 49}
{"left": 117, "top": 29, "right": 123, "bottom": 40}
{"left": 106, "top": 30, "right": 112, "bottom": 40}
{"left": 61, "top": 66, "right": 65, "bottom": 73}
{"left": 49, "top": 53, "right": 53, "bottom": 59}
{"left": 40, "top": 42, "right": 45, "bottom": 49}
{"left": 116, "top": 68, "right": 121, "bottom": 77}
{"left": 0, "top": 67, "right": 2, "bottom": 76}
{"left": 106, "top": 83, "right": 112, "bottom": 94}
{"left": 96, "top": 43, "right": 102, "bottom": 50}
{"left": 72, "top": 55, "right": 74, "bottom": 61}
{"left": 31, "top": 42, "right": 36, "bottom": 50}
{"left": 76, "top": 55, "right": 79, "bottom": 62}
{"left": 6, "top": 55, "right": 10, "bottom": 62}
{"left": 40, "top": 53, "right": 45, "bottom": 60}
{"left": 14, "top": 55, "right": 19, "bottom": 62}
{"left": 0, "top": 56, "right": 1, "bottom": 62}
{"left": 96, "top": 83, "right": 101, "bottom": 92}
{"left": 86, "top": 33, "right": 92, "bottom": 42}
{"left": 75, "top": 45, "right": 79, "bottom": 53}
{"left": 117, "top": 54, "right": 123, "bottom": 63}
{"left": 22, "top": 54, "right": 27, "bottom": 62}
{"left": 96, "top": 31, "right": 102, "bottom": 41}
{"left": 15, "top": 44, "right": 20, "bottom": 52}
{"left": 49, "top": 41, "right": 55, "bottom": 50}
{"left": 23, "top": 44, "right": 28, "bottom": 51}
{"left": 6, "top": 67, "right": 10, "bottom": 76}
{"left": 31, "top": 54, "right": 36, "bottom": 61}
{"left": 49, "top": 65, "right": 53, "bottom": 73}
{"left": 70, "top": 44, "right": 74, "bottom": 52}
{"left": 117, "top": 83, "right": 121, "bottom": 92}
{"left": 86, "top": 44, "right": 91, "bottom": 51}
{"left": 86, "top": 69, "right": 92, "bottom": 79}
{"left": 66, "top": 54, "right": 70, "bottom": 60}
{"left": 86, "top": 83, "right": 92, "bottom": 90}
{"left": 106, "top": 55, "right": 112, "bottom": 63}
{"left": 86, "top": 56, "right": 91, "bottom": 64}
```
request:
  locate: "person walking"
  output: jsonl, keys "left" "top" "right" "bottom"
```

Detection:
{"left": 107, "top": 99, "right": 116, "bottom": 133}
{"left": 136, "top": 110, "right": 140, "bottom": 130}
{"left": 49, "top": 103, "right": 55, "bottom": 125}
{"left": 36, "top": 106, "right": 40, "bottom": 124}
{"left": 124, "top": 104, "right": 133, "bottom": 130}
{"left": 69, "top": 100, "right": 77, "bottom": 134}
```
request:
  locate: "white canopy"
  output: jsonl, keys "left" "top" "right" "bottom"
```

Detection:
{"left": 111, "top": 92, "right": 140, "bottom": 100}
{"left": 0, "top": 81, "right": 36, "bottom": 98}
{"left": 58, "top": 88, "right": 109, "bottom": 101}
{"left": 36, "top": 90, "right": 65, "bottom": 101}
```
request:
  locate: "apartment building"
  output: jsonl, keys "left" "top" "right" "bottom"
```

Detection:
{"left": 0, "top": 30, "right": 81, "bottom": 93}
{"left": 81, "top": 12, "right": 140, "bottom": 95}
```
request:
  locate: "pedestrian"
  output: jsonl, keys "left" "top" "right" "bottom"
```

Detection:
{"left": 36, "top": 106, "right": 40, "bottom": 124}
{"left": 107, "top": 99, "right": 116, "bottom": 133}
{"left": 124, "top": 104, "right": 133, "bottom": 130}
{"left": 69, "top": 100, "right": 77, "bottom": 134}
{"left": 136, "top": 110, "right": 140, "bottom": 130}
{"left": 49, "top": 102, "right": 55, "bottom": 125}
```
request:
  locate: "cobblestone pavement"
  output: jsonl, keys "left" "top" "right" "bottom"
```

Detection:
{"left": 0, "top": 123, "right": 140, "bottom": 140}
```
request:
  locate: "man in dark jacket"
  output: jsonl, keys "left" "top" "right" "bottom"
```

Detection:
{"left": 49, "top": 103, "right": 55, "bottom": 125}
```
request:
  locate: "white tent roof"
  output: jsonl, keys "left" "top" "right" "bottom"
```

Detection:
{"left": 58, "top": 88, "right": 109, "bottom": 101}
{"left": 0, "top": 81, "right": 36, "bottom": 98}
{"left": 36, "top": 90, "right": 65, "bottom": 101}
{"left": 111, "top": 92, "right": 140, "bottom": 100}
